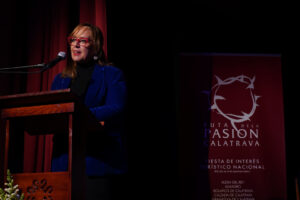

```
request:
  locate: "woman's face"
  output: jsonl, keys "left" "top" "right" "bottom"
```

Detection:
{"left": 69, "top": 27, "right": 94, "bottom": 63}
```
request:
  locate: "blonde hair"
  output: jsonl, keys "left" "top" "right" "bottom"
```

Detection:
{"left": 62, "top": 23, "right": 108, "bottom": 78}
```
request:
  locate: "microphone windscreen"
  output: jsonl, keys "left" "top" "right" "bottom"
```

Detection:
{"left": 58, "top": 51, "right": 66, "bottom": 59}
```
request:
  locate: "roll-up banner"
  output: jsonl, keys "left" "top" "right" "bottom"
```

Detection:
{"left": 179, "top": 53, "right": 287, "bottom": 200}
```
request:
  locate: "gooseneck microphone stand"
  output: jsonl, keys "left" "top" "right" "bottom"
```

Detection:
{"left": 0, "top": 63, "right": 46, "bottom": 74}
{"left": 0, "top": 52, "right": 66, "bottom": 74}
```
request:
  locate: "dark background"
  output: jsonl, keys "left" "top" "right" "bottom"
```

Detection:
{"left": 106, "top": 1, "right": 299, "bottom": 199}
{"left": 1, "top": 1, "right": 299, "bottom": 199}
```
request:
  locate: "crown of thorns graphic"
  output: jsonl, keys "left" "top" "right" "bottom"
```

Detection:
{"left": 204, "top": 75, "right": 260, "bottom": 132}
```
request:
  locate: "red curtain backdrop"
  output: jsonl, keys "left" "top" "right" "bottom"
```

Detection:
{"left": 23, "top": 0, "right": 107, "bottom": 172}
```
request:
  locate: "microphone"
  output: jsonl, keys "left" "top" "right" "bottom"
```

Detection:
{"left": 0, "top": 51, "right": 67, "bottom": 74}
{"left": 44, "top": 51, "right": 66, "bottom": 70}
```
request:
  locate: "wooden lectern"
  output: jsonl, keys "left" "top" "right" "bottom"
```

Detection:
{"left": 0, "top": 89, "right": 103, "bottom": 200}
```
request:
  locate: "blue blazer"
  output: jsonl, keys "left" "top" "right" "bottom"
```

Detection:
{"left": 51, "top": 64, "right": 127, "bottom": 176}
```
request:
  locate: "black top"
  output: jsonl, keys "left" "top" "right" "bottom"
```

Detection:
{"left": 70, "top": 62, "right": 95, "bottom": 99}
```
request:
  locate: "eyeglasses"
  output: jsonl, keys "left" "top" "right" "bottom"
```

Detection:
{"left": 67, "top": 37, "right": 91, "bottom": 46}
